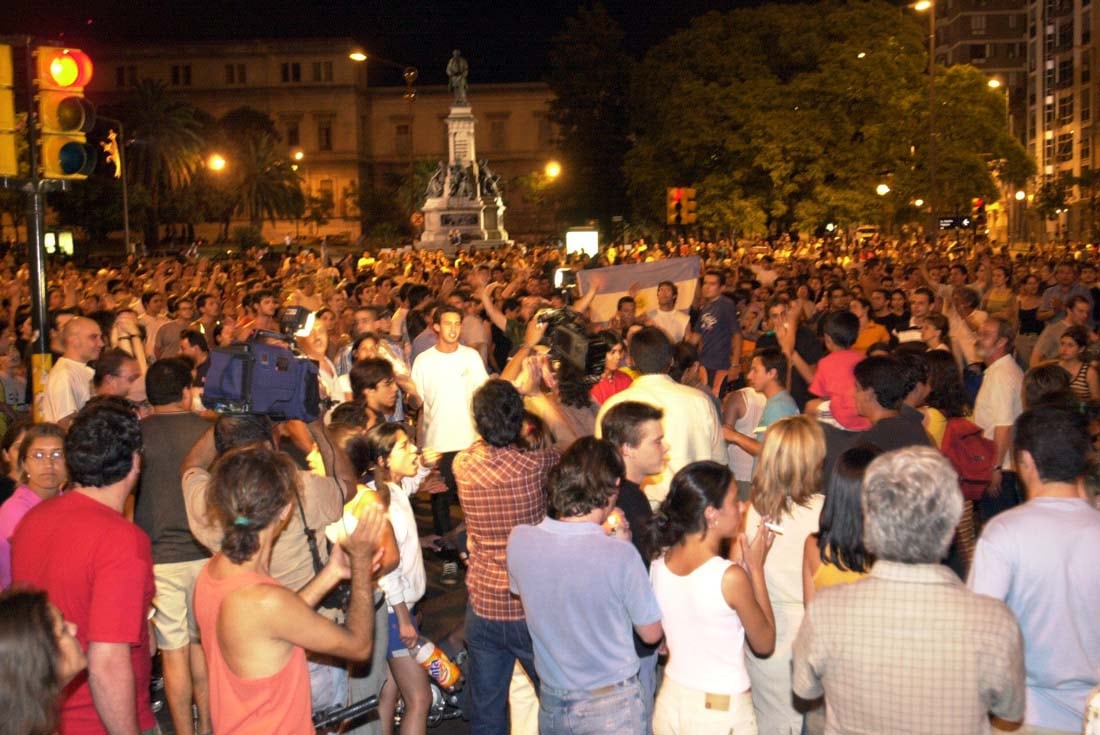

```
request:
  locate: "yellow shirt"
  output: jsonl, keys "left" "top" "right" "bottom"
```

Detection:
{"left": 813, "top": 560, "right": 868, "bottom": 590}
{"left": 853, "top": 323, "right": 889, "bottom": 354}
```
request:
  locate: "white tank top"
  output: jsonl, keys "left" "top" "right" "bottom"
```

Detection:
{"left": 728, "top": 387, "right": 766, "bottom": 482}
{"left": 650, "top": 555, "right": 751, "bottom": 694}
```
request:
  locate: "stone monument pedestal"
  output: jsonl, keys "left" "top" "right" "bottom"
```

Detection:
{"left": 419, "top": 103, "right": 509, "bottom": 253}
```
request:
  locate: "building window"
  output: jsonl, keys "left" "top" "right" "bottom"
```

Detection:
{"left": 969, "top": 44, "right": 986, "bottom": 62}
{"left": 1081, "top": 131, "right": 1092, "bottom": 162}
{"left": 319, "top": 179, "right": 335, "bottom": 210}
{"left": 1059, "top": 94, "right": 1075, "bottom": 123}
{"left": 1084, "top": 89, "right": 1092, "bottom": 122}
{"left": 489, "top": 119, "right": 508, "bottom": 151}
{"left": 171, "top": 65, "right": 191, "bottom": 86}
{"left": 537, "top": 115, "right": 553, "bottom": 149}
{"left": 1058, "top": 59, "right": 1074, "bottom": 88}
{"left": 1045, "top": 137, "right": 1055, "bottom": 162}
{"left": 317, "top": 119, "right": 333, "bottom": 151}
{"left": 312, "top": 61, "right": 333, "bottom": 82}
{"left": 1084, "top": 58, "right": 1092, "bottom": 83}
{"left": 286, "top": 121, "right": 300, "bottom": 148}
{"left": 395, "top": 124, "right": 411, "bottom": 156}
{"left": 225, "top": 63, "right": 246, "bottom": 85}
{"left": 281, "top": 62, "right": 301, "bottom": 83}
{"left": 971, "top": 14, "right": 987, "bottom": 34}
{"left": 1057, "top": 132, "right": 1074, "bottom": 161}
{"left": 1058, "top": 22, "right": 1074, "bottom": 50}
{"left": 1045, "top": 100, "right": 1056, "bottom": 124}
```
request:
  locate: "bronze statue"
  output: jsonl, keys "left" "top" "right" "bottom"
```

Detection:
{"left": 446, "top": 49, "right": 469, "bottom": 105}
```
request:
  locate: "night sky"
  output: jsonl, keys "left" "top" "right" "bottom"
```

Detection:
{"left": 4, "top": 0, "right": 757, "bottom": 85}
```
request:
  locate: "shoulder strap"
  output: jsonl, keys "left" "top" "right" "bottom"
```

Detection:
{"left": 292, "top": 488, "right": 325, "bottom": 575}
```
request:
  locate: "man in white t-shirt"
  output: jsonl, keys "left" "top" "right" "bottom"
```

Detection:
{"left": 411, "top": 305, "right": 488, "bottom": 584}
{"left": 41, "top": 317, "right": 104, "bottom": 422}
{"left": 646, "top": 280, "right": 690, "bottom": 344}
{"left": 973, "top": 317, "right": 1024, "bottom": 523}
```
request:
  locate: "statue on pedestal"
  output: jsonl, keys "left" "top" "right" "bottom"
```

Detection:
{"left": 477, "top": 159, "right": 501, "bottom": 198}
{"left": 448, "top": 163, "right": 473, "bottom": 199}
{"left": 447, "top": 49, "right": 469, "bottom": 105}
{"left": 425, "top": 161, "right": 446, "bottom": 198}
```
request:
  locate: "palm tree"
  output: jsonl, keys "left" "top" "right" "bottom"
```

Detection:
{"left": 117, "top": 79, "right": 205, "bottom": 246}
{"left": 231, "top": 132, "right": 305, "bottom": 229}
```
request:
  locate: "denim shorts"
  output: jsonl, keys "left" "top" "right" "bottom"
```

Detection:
{"left": 539, "top": 674, "right": 646, "bottom": 735}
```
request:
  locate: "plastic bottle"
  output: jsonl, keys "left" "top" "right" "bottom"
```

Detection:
{"left": 411, "top": 636, "right": 461, "bottom": 689}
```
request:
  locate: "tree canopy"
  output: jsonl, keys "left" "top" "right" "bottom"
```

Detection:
{"left": 611, "top": 0, "right": 1035, "bottom": 236}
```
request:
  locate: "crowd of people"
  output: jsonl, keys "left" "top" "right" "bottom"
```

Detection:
{"left": 0, "top": 231, "right": 1098, "bottom": 735}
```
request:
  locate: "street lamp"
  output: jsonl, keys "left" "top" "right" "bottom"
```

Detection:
{"left": 545, "top": 160, "right": 562, "bottom": 180}
{"left": 207, "top": 154, "right": 227, "bottom": 172}
{"left": 876, "top": 183, "right": 891, "bottom": 196}
{"left": 912, "top": 0, "right": 937, "bottom": 245}
{"left": 348, "top": 51, "right": 419, "bottom": 229}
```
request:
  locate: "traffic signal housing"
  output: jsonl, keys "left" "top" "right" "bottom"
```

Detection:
{"left": 35, "top": 46, "right": 96, "bottom": 179}
{"left": 667, "top": 187, "right": 684, "bottom": 225}
{"left": 0, "top": 45, "right": 16, "bottom": 177}
{"left": 973, "top": 197, "right": 987, "bottom": 230}
{"left": 682, "top": 187, "right": 698, "bottom": 224}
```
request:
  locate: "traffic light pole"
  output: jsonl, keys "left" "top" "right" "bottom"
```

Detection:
{"left": 21, "top": 37, "right": 52, "bottom": 418}
{"left": 0, "top": 36, "right": 77, "bottom": 418}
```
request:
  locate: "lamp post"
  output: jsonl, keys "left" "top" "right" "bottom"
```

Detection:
{"left": 404, "top": 66, "right": 418, "bottom": 221}
{"left": 913, "top": 0, "right": 937, "bottom": 245}
{"left": 96, "top": 115, "right": 131, "bottom": 255}
{"left": 349, "top": 50, "right": 420, "bottom": 232}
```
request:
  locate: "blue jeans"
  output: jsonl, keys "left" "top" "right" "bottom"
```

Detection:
{"left": 465, "top": 604, "right": 539, "bottom": 734}
{"left": 539, "top": 675, "right": 646, "bottom": 735}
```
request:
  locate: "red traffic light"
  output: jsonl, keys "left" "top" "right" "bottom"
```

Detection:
{"left": 42, "top": 48, "right": 93, "bottom": 88}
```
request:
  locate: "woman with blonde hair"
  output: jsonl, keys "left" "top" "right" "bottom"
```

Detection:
{"left": 743, "top": 414, "right": 826, "bottom": 735}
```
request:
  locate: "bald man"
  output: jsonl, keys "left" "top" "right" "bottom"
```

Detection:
{"left": 41, "top": 317, "right": 105, "bottom": 422}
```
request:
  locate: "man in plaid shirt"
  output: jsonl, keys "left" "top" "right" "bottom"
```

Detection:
{"left": 454, "top": 379, "right": 559, "bottom": 734}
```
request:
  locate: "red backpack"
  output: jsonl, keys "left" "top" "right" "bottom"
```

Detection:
{"left": 940, "top": 417, "right": 997, "bottom": 501}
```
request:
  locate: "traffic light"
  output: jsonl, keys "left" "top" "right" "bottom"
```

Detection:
{"left": 667, "top": 187, "right": 684, "bottom": 225}
{"left": 0, "top": 45, "right": 15, "bottom": 177}
{"left": 682, "top": 187, "right": 698, "bottom": 224}
{"left": 35, "top": 46, "right": 96, "bottom": 179}
{"left": 973, "top": 197, "right": 987, "bottom": 230}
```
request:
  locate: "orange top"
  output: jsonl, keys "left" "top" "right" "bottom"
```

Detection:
{"left": 194, "top": 561, "right": 314, "bottom": 735}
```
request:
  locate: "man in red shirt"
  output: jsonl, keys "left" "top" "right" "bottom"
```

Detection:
{"left": 12, "top": 398, "right": 156, "bottom": 735}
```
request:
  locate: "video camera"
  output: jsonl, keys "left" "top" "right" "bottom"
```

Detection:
{"left": 201, "top": 306, "right": 322, "bottom": 421}
{"left": 535, "top": 308, "right": 609, "bottom": 382}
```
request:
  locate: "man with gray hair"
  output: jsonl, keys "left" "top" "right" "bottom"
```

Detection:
{"left": 792, "top": 446, "right": 1026, "bottom": 734}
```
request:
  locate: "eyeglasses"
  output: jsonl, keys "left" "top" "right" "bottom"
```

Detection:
{"left": 29, "top": 450, "right": 64, "bottom": 462}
